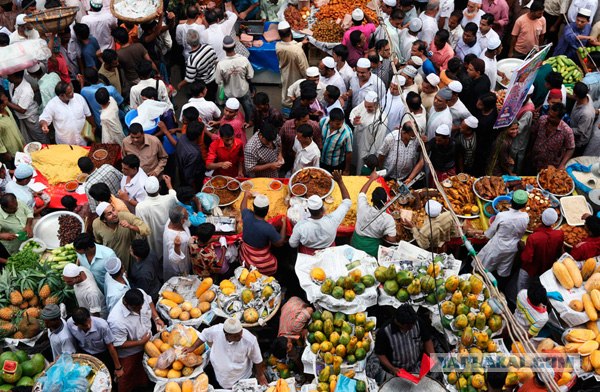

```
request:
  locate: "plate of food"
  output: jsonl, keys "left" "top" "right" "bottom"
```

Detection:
{"left": 473, "top": 176, "right": 507, "bottom": 202}
{"left": 445, "top": 174, "right": 480, "bottom": 218}
{"left": 560, "top": 224, "right": 590, "bottom": 248}
{"left": 289, "top": 167, "right": 335, "bottom": 199}
{"left": 525, "top": 188, "right": 562, "bottom": 232}
{"left": 389, "top": 188, "right": 446, "bottom": 229}
{"left": 537, "top": 166, "right": 575, "bottom": 197}
{"left": 202, "top": 176, "right": 241, "bottom": 207}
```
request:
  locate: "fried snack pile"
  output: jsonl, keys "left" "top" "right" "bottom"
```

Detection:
{"left": 315, "top": 0, "right": 378, "bottom": 24}
{"left": 30, "top": 145, "right": 89, "bottom": 185}
{"left": 474, "top": 176, "right": 506, "bottom": 200}
{"left": 291, "top": 168, "right": 333, "bottom": 198}
{"left": 525, "top": 189, "right": 561, "bottom": 231}
{"left": 560, "top": 224, "right": 590, "bottom": 247}
{"left": 312, "top": 19, "right": 344, "bottom": 42}
{"left": 284, "top": 6, "right": 308, "bottom": 30}
{"left": 324, "top": 176, "right": 377, "bottom": 227}
{"left": 538, "top": 165, "right": 574, "bottom": 195}
{"left": 445, "top": 175, "right": 479, "bottom": 216}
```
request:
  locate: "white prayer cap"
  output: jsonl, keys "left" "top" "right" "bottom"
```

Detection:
{"left": 225, "top": 98, "right": 240, "bottom": 110}
{"left": 448, "top": 80, "right": 463, "bottom": 93}
{"left": 105, "top": 257, "right": 122, "bottom": 275}
{"left": 322, "top": 56, "right": 335, "bottom": 69}
{"left": 426, "top": 73, "right": 440, "bottom": 86}
{"left": 487, "top": 36, "right": 502, "bottom": 51}
{"left": 383, "top": 0, "right": 396, "bottom": 6}
{"left": 278, "top": 21, "right": 290, "bottom": 30}
{"left": 409, "top": 18, "right": 422, "bottom": 32}
{"left": 352, "top": 8, "right": 364, "bottom": 21}
{"left": 27, "top": 63, "right": 41, "bottom": 73}
{"left": 14, "top": 164, "right": 33, "bottom": 179}
{"left": 542, "top": 208, "right": 559, "bottom": 226}
{"left": 402, "top": 65, "right": 418, "bottom": 78}
{"left": 144, "top": 176, "right": 160, "bottom": 194}
{"left": 578, "top": 8, "right": 592, "bottom": 17}
{"left": 364, "top": 91, "right": 378, "bottom": 103}
{"left": 307, "top": 195, "right": 323, "bottom": 210}
{"left": 410, "top": 56, "right": 423, "bottom": 67}
{"left": 425, "top": 200, "right": 443, "bottom": 218}
{"left": 223, "top": 317, "right": 243, "bottom": 334}
{"left": 62, "top": 263, "right": 81, "bottom": 278}
{"left": 16, "top": 14, "right": 26, "bottom": 26}
{"left": 469, "top": 0, "right": 482, "bottom": 5}
{"left": 464, "top": 116, "right": 479, "bottom": 128}
{"left": 306, "top": 66, "right": 319, "bottom": 77}
{"left": 435, "top": 124, "right": 451, "bottom": 136}
{"left": 391, "top": 75, "right": 406, "bottom": 87}
{"left": 90, "top": 0, "right": 102, "bottom": 7}
{"left": 356, "top": 58, "right": 371, "bottom": 69}
{"left": 528, "top": 85, "right": 535, "bottom": 95}
{"left": 254, "top": 194, "right": 270, "bottom": 208}
{"left": 95, "top": 201, "right": 110, "bottom": 217}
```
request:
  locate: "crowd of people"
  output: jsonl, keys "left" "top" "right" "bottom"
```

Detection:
{"left": 0, "top": 0, "right": 600, "bottom": 390}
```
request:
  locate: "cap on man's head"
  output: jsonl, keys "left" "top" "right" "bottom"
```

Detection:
{"left": 306, "top": 66, "right": 319, "bottom": 77}
{"left": 464, "top": 116, "right": 479, "bottom": 128}
{"left": 364, "top": 91, "right": 378, "bottom": 103}
{"left": 425, "top": 200, "right": 442, "bottom": 217}
{"left": 578, "top": 8, "right": 592, "bottom": 17}
{"left": 307, "top": 195, "right": 323, "bottom": 210}
{"left": 391, "top": 75, "right": 407, "bottom": 87}
{"left": 14, "top": 164, "right": 34, "bottom": 180}
{"left": 542, "top": 208, "right": 558, "bottom": 226}
{"left": 223, "top": 317, "right": 242, "bottom": 334}
{"left": 322, "top": 56, "right": 335, "bottom": 69}
{"left": 435, "top": 124, "right": 450, "bottom": 136}
{"left": 27, "top": 63, "right": 41, "bottom": 73}
{"left": 437, "top": 88, "right": 453, "bottom": 100}
{"left": 512, "top": 189, "right": 529, "bottom": 205}
{"left": 410, "top": 56, "right": 423, "bottom": 67}
{"left": 487, "top": 36, "right": 502, "bottom": 51}
{"left": 95, "top": 201, "right": 110, "bottom": 217}
{"left": 144, "top": 176, "right": 160, "bottom": 194}
{"left": 223, "top": 36, "right": 235, "bottom": 49}
{"left": 225, "top": 98, "right": 240, "bottom": 110}
{"left": 253, "top": 194, "right": 270, "bottom": 208}
{"left": 448, "top": 81, "right": 463, "bottom": 93}
{"left": 352, "top": 8, "right": 364, "bottom": 21}
{"left": 383, "top": 0, "right": 396, "bottom": 6}
{"left": 277, "top": 21, "right": 290, "bottom": 30}
{"left": 548, "top": 89, "right": 562, "bottom": 101}
{"left": 105, "top": 257, "right": 122, "bottom": 275}
{"left": 409, "top": 18, "right": 422, "bottom": 32}
{"left": 62, "top": 263, "right": 81, "bottom": 278}
{"left": 401, "top": 65, "right": 417, "bottom": 78}
{"left": 426, "top": 73, "right": 440, "bottom": 86}
{"left": 16, "top": 14, "right": 27, "bottom": 26}
{"left": 41, "top": 304, "right": 61, "bottom": 320}
{"left": 90, "top": 0, "right": 102, "bottom": 7}
{"left": 356, "top": 58, "right": 371, "bottom": 69}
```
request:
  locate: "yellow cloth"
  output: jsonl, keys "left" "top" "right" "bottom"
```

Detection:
{"left": 30, "top": 145, "right": 89, "bottom": 185}
{"left": 324, "top": 176, "right": 377, "bottom": 227}
{"left": 232, "top": 178, "right": 289, "bottom": 220}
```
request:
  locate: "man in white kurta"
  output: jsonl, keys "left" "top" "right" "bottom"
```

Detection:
{"left": 381, "top": 78, "right": 407, "bottom": 133}
{"left": 482, "top": 36, "right": 502, "bottom": 90}
{"left": 399, "top": 19, "right": 421, "bottom": 63}
{"left": 276, "top": 22, "right": 309, "bottom": 108}
{"left": 349, "top": 91, "right": 388, "bottom": 174}
{"left": 348, "top": 58, "right": 387, "bottom": 110}
{"left": 81, "top": 0, "right": 117, "bottom": 51}
{"left": 426, "top": 88, "right": 454, "bottom": 140}
{"left": 135, "top": 176, "right": 177, "bottom": 260}
{"left": 319, "top": 57, "right": 347, "bottom": 95}
{"left": 100, "top": 96, "right": 124, "bottom": 145}
{"left": 162, "top": 206, "right": 192, "bottom": 281}
{"left": 446, "top": 81, "right": 472, "bottom": 132}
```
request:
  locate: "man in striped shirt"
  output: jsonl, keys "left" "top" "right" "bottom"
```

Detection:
{"left": 177, "top": 29, "right": 218, "bottom": 101}
{"left": 514, "top": 281, "right": 549, "bottom": 337}
{"left": 319, "top": 108, "right": 353, "bottom": 174}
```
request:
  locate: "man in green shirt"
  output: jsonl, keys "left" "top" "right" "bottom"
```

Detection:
{"left": 0, "top": 89, "right": 25, "bottom": 162}
{"left": 0, "top": 193, "right": 33, "bottom": 259}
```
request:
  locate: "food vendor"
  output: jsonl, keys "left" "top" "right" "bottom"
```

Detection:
{"left": 351, "top": 171, "right": 397, "bottom": 257}
{"left": 271, "top": 335, "right": 305, "bottom": 378}
{"left": 514, "top": 279, "right": 549, "bottom": 337}
{"left": 239, "top": 193, "right": 286, "bottom": 276}
{"left": 289, "top": 171, "right": 351, "bottom": 255}
{"left": 518, "top": 208, "right": 563, "bottom": 291}
{"left": 5, "top": 164, "right": 34, "bottom": 209}
{"left": 403, "top": 200, "right": 456, "bottom": 252}
{"left": 0, "top": 192, "right": 33, "bottom": 257}
{"left": 571, "top": 215, "right": 600, "bottom": 260}
{"left": 425, "top": 88, "right": 453, "bottom": 141}
{"left": 370, "top": 304, "right": 434, "bottom": 382}
{"left": 476, "top": 190, "right": 529, "bottom": 290}
{"left": 456, "top": 116, "right": 478, "bottom": 175}
{"left": 184, "top": 318, "right": 268, "bottom": 388}
{"left": 206, "top": 124, "right": 244, "bottom": 178}
{"left": 554, "top": 8, "right": 591, "bottom": 61}
{"left": 190, "top": 223, "right": 234, "bottom": 278}
{"left": 426, "top": 124, "right": 460, "bottom": 181}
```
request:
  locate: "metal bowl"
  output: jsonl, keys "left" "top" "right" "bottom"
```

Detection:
{"left": 497, "top": 58, "right": 525, "bottom": 88}
{"left": 33, "top": 211, "right": 84, "bottom": 249}
{"left": 537, "top": 171, "right": 575, "bottom": 198}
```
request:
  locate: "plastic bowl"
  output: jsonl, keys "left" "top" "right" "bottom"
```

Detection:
{"left": 240, "top": 181, "right": 254, "bottom": 191}
{"left": 124, "top": 109, "right": 159, "bottom": 134}
{"left": 92, "top": 149, "right": 108, "bottom": 161}
{"left": 483, "top": 202, "right": 495, "bottom": 218}
{"left": 24, "top": 142, "right": 42, "bottom": 154}
{"left": 492, "top": 195, "right": 512, "bottom": 215}
{"left": 76, "top": 173, "right": 89, "bottom": 184}
{"left": 269, "top": 180, "right": 283, "bottom": 191}
{"left": 65, "top": 180, "right": 79, "bottom": 192}
{"left": 226, "top": 181, "right": 240, "bottom": 191}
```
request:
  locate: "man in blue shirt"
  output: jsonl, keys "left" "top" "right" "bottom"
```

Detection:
{"left": 73, "top": 23, "right": 100, "bottom": 70}
{"left": 555, "top": 8, "right": 592, "bottom": 61}
{"left": 79, "top": 68, "right": 123, "bottom": 127}
{"left": 74, "top": 232, "right": 117, "bottom": 293}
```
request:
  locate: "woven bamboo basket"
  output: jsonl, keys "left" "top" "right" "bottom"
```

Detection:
{"left": 24, "top": 6, "right": 78, "bottom": 34}
{"left": 32, "top": 353, "right": 111, "bottom": 392}
{"left": 110, "top": 0, "right": 162, "bottom": 23}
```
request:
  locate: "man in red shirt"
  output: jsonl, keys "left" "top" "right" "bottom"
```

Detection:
{"left": 518, "top": 208, "right": 564, "bottom": 291}
{"left": 571, "top": 215, "right": 600, "bottom": 261}
{"left": 206, "top": 124, "right": 244, "bottom": 178}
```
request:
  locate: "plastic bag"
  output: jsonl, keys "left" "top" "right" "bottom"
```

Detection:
{"left": 38, "top": 354, "right": 91, "bottom": 392}
{"left": 157, "top": 348, "right": 177, "bottom": 370}
{"left": 196, "top": 192, "right": 219, "bottom": 212}
{"left": 334, "top": 375, "right": 356, "bottom": 392}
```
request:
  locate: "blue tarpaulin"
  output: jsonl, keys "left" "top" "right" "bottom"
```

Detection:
{"left": 248, "top": 22, "right": 280, "bottom": 74}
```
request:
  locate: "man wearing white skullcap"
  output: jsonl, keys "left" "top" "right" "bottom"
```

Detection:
{"left": 276, "top": 21, "right": 309, "bottom": 110}
{"left": 348, "top": 58, "right": 386, "bottom": 110}
{"left": 462, "top": 0, "right": 485, "bottom": 28}
{"left": 287, "top": 66, "right": 326, "bottom": 105}
{"left": 135, "top": 175, "right": 177, "bottom": 259}
{"left": 399, "top": 65, "right": 420, "bottom": 97}
{"left": 482, "top": 35, "right": 502, "bottom": 89}
{"left": 517, "top": 207, "right": 563, "bottom": 291}
{"left": 9, "top": 14, "right": 39, "bottom": 45}
{"left": 5, "top": 164, "right": 35, "bottom": 209}
{"left": 349, "top": 90, "right": 388, "bottom": 174}
{"left": 568, "top": 1, "right": 597, "bottom": 24}
{"left": 186, "top": 317, "right": 267, "bottom": 388}
{"left": 381, "top": 0, "right": 397, "bottom": 16}
{"left": 456, "top": 116, "right": 479, "bottom": 173}
{"left": 342, "top": 8, "right": 377, "bottom": 66}
{"left": 426, "top": 121, "right": 461, "bottom": 181}
{"left": 556, "top": 7, "right": 592, "bottom": 60}
{"left": 398, "top": 18, "right": 421, "bottom": 62}
{"left": 81, "top": 0, "right": 117, "bottom": 51}
{"left": 447, "top": 81, "right": 472, "bottom": 133}
{"left": 319, "top": 57, "right": 347, "bottom": 94}
{"left": 421, "top": 73, "right": 440, "bottom": 111}
{"left": 63, "top": 263, "right": 108, "bottom": 318}
{"left": 104, "top": 257, "right": 130, "bottom": 313}
{"left": 426, "top": 89, "right": 454, "bottom": 140}
{"left": 290, "top": 171, "right": 352, "bottom": 254}
{"left": 238, "top": 190, "right": 287, "bottom": 276}
{"left": 218, "top": 97, "right": 249, "bottom": 145}
{"left": 380, "top": 76, "right": 407, "bottom": 131}
{"left": 404, "top": 199, "right": 457, "bottom": 251}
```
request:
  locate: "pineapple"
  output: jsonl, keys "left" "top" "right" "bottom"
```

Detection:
{"left": 9, "top": 291, "right": 23, "bottom": 306}
{"left": 9, "top": 305, "right": 19, "bottom": 314}
{"left": 12, "top": 331, "right": 24, "bottom": 339}
{"left": 22, "top": 289, "right": 34, "bottom": 300}
{"left": 25, "top": 307, "right": 40, "bottom": 318}
{"left": 0, "top": 322, "right": 16, "bottom": 336}
{"left": 39, "top": 284, "right": 51, "bottom": 300}
{"left": 29, "top": 296, "right": 39, "bottom": 307}
{"left": 0, "top": 307, "right": 13, "bottom": 321}
{"left": 19, "top": 301, "right": 28, "bottom": 310}
{"left": 44, "top": 296, "right": 59, "bottom": 305}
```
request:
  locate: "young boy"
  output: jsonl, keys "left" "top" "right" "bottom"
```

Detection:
{"left": 206, "top": 124, "right": 244, "bottom": 178}
{"left": 292, "top": 124, "right": 320, "bottom": 174}
{"left": 95, "top": 87, "right": 124, "bottom": 146}
{"left": 514, "top": 280, "right": 549, "bottom": 337}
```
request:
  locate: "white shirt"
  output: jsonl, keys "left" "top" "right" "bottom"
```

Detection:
{"left": 8, "top": 29, "right": 40, "bottom": 45}
{"left": 135, "top": 190, "right": 177, "bottom": 258}
{"left": 514, "top": 289, "right": 549, "bottom": 337}
{"left": 215, "top": 54, "right": 254, "bottom": 98}
{"left": 483, "top": 55, "right": 498, "bottom": 90}
{"left": 337, "top": 62, "right": 355, "bottom": 89}
{"left": 200, "top": 11, "right": 238, "bottom": 60}
{"left": 100, "top": 97, "right": 124, "bottom": 145}
{"left": 355, "top": 193, "right": 396, "bottom": 238}
{"left": 461, "top": 9, "right": 485, "bottom": 27}
{"left": 448, "top": 99, "right": 472, "bottom": 127}
{"left": 401, "top": 108, "right": 428, "bottom": 136}
{"left": 476, "top": 208, "right": 529, "bottom": 277}
{"left": 426, "top": 106, "right": 453, "bottom": 140}
{"left": 292, "top": 139, "right": 321, "bottom": 173}
{"left": 120, "top": 169, "right": 148, "bottom": 204}
{"left": 163, "top": 223, "right": 191, "bottom": 281}
{"left": 418, "top": 12, "right": 439, "bottom": 45}
{"left": 449, "top": 25, "right": 464, "bottom": 49}
{"left": 399, "top": 30, "right": 418, "bottom": 63}
{"left": 73, "top": 268, "right": 108, "bottom": 318}
{"left": 288, "top": 79, "right": 326, "bottom": 102}
{"left": 199, "top": 324, "right": 263, "bottom": 388}
{"left": 438, "top": 0, "right": 455, "bottom": 20}
{"left": 455, "top": 38, "right": 482, "bottom": 60}
{"left": 378, "top": 130, "right": 421, "bottom": 179}
{"left": 10, "top": 79, "right": 38, "bottom": 121}
{"left": 349, "top": 74, "right": 387, "bottom": 109}
{"left": 105, "top": 273, "right": 131, "bottom": 314}
{"left": 175, "top": 22, "right": 206, "bottom": 59}
{"left": 180, "top": 97, "right": 221, "bottom": 127}
{"left": 381, "top": 92, "right": 406, "bottom": 133}
{"left": 568, "top": 0, "right": 598, "bottom": 23}
{"left": 326, "top": 99, "right": 344, "bottom": 115}
{"left": 478, "top": 28, "right": 500, "bottom": 54}
{"left": 321, "top": 71, "right": 347, "bottom": 94}
{"left": 129, "top": 78, "right": 173, "bottom": 110}
{"left": 81, "top": 9, "right": 117, "bottom": 51}
{"left": 39, "top": 94, "right": 90, "bottom": 145}
{"left": 48, "top": 319, "right": 77, "bottom": 360}
{"left": 5, "top": 181, "right": 34, "bottom": 209}
{"left": 289, "top": 199, "right": 352, "bottom": 249}
{"left": 107, "top": 288, "right": 153, "bottom": 358}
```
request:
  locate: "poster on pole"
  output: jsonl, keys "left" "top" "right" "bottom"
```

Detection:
{"left": 494, "top": 45, "right": 551, "bottom": 129}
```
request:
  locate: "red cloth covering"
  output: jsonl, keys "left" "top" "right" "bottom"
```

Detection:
{"left": 571, "top": 236, "right": 600, "bottom": 261}
{"left": 33, "top": 167, "right": 88, "bottom": 210}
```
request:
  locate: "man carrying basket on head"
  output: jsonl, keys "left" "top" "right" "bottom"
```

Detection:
{"left": 238, "top": 192, "right": 286, "bottom": 276}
